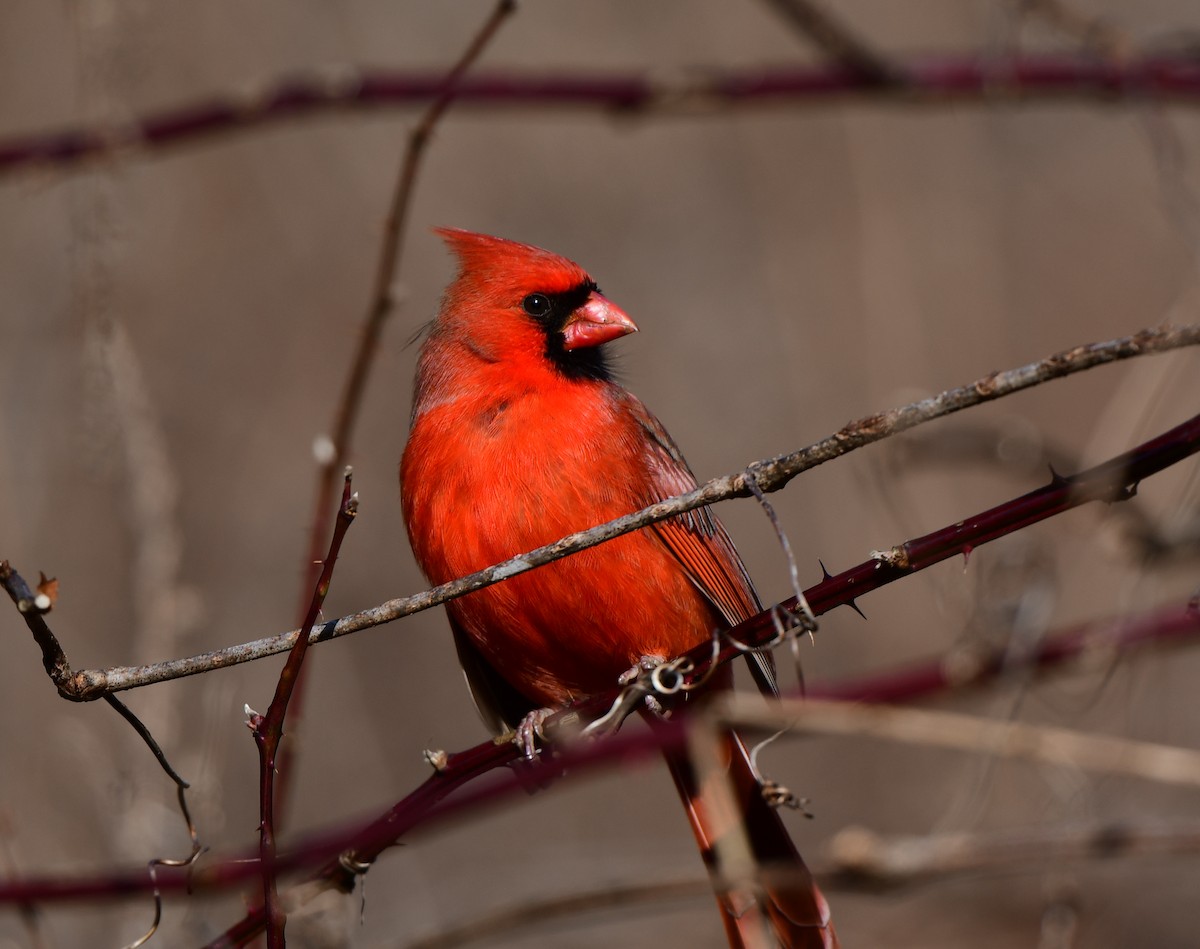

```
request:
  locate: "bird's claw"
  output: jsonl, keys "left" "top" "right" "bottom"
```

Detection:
{"left": 584, "top": 656, "right": 671, "bottom": 738}
{"left": 618, "top": 654, "right": 667, "bottom": 685}
{"left": 514, "top": 708, "right": 554, "bottom": 759}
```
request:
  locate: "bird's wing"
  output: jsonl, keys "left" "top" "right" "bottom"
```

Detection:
{"left": 625, "top": 395, "right": 778, "bottom": 696}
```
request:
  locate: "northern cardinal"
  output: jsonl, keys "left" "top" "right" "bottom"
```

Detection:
{"left": 401, "top": 229, "right": 837, "bottom": 948}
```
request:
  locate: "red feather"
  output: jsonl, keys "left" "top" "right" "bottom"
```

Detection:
{"left": 401, "top": 229, "right": 838, "bottom": 948}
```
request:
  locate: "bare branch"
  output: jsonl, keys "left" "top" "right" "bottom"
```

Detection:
{"left": 300, "top": 0, "right": 516, "bottom": 603}
{"left": 253, "top": 473, "right": 357, "bottom": 944}
{"left": 5, "top": 55, "right": 1200, "bottom": 175}
{"left": 40, "top": 323, "right": 1198, "bottom": 698}
{"left": 824, "top": 820, "right": 1200, "bottom": 890}
{"left": 712, "top": 694, "right": 1200, "bottom": 788}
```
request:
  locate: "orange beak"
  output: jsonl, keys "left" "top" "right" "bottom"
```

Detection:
{"left": 561, "top": 292, "right": 639, "bottom": 350}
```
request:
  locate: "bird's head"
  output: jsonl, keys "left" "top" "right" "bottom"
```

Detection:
{"left": 432, "top": 228, "right": 638, "bottom": 382}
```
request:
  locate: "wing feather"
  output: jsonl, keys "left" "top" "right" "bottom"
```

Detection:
{"left": 625, "top": 395, "right": 778, "bottom": 695}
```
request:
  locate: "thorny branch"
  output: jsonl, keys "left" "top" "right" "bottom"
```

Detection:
{"left": 2, "top": 331, "right": 1198, "bottom": 937}
{"left": 6, "top": 415, "right": 1194, "bottom": 935}
{"left": 28, "top": 322, "right": 1198, "bottom": 700}
{"left": 7, "top": 54, "right": 1200, "bottom": 174}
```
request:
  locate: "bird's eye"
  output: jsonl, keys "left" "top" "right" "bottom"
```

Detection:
{"left": 522, "top": 293, "right": 551, "bottom": 317}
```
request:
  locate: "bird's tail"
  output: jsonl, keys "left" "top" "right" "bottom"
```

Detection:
{"left": 655, "top": 722, "right": 838, "bottom": 949}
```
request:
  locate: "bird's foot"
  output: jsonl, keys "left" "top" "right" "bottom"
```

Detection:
{"left": 514, "top": 707, "right": 554, "bottom": 760}
{"left": 584, "top": 656, "right": 669, "bottom": 738}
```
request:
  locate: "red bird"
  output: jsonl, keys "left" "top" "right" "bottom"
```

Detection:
{"left": 401, "top": 229, "right": 837, "bottom": 948}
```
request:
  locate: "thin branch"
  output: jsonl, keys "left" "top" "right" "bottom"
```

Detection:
{"left": 299, "top": 0, "right": 516, "bottom": 602}
{"left": 0, "top": 560, "right": 203, "bottom": 943}
{"left": 824, "top": 820, "right": 1200, "bottom": 890}
{"left": 712, "top": 693, "right": 1200, "bottom": 788}
{"left": 252, "top": 473, "right": 357, "bottom": 945}
{"left": 40, "top": 323, "right": 1200, "bottom": 699}
{"left": 758, "top": 0, "right": 899, "bottom": 84}
{"left": 5, "top": 54, "right": 1200, "bottom": 175}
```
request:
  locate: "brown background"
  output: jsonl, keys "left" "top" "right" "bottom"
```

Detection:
{"left": 2, "top": 1, "right": 1200, "bottom": 946}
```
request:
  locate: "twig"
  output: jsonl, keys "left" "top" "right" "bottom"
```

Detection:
{"left": 37, "top": 323, "right": 1199, "bottom": 699}
{"left": 5, "top": 54, "right": 1200, "bottom": 175}
{"left": 251, "top": 473, "right": 357, "bottom": 945}
{"left": 824, "top": 820, "right": 1200, "bottom": 890}
{"left": 0, "top": 561, "right": 203, "bottom": 940}
{"left": 758, "top": 0, "right": 898, "bottom": 84}
{"left": 712, "top": 693, "right": 1200, "bottom": 787}
{"left": 298, "top": 0, "right": 515, "bottom": 603}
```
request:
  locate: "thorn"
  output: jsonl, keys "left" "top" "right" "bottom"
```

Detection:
{"left": 818, "top": 559, "right": 833, "bottom": 581}
{"left": 846, "top": 599, "right": 867, "bottom": 620}
{"left": 423, "top": 748, "right": 448, "bottom": 772}
{"left": 1047, "top": 463, "right": 1069, "bottom": 486}
{"left": 962, "top": 544, "right": 973, "bottom": 568}
{"left": 1104, "top": 482, "right": 1138, "bottom": 504}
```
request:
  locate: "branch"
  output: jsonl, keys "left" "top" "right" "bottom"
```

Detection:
{"left": 710, "top": 694, "right": 1200, "bottom": 788}
{"left": 4, "top": 54, "right": 1200, "bottom": 175}
{"left": 39, "top": 323, "right": 1198, "bottom": 699}
{"left": 298, "top": 0, "right": 514, "bottom": 604}
{"left": 250, "top": 473, "right": 357, "bottom": 945}
{"left": 824, "top": 820, "right": 1200, "bottom": 890}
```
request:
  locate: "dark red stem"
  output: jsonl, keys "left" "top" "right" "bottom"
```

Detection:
{"left": 253, "top": 475, "right": 356, "bottom": 945}
{"left": 4, "top": 55, "right": 1200, "bottom": 174}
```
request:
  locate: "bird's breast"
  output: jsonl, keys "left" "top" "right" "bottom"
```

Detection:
{"left": 404, "top": 382, "right": 633, "bottom": 576}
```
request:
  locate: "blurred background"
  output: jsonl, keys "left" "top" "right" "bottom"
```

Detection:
{"left": 2, "top": 1, "right": 1200, "bottom": 946}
